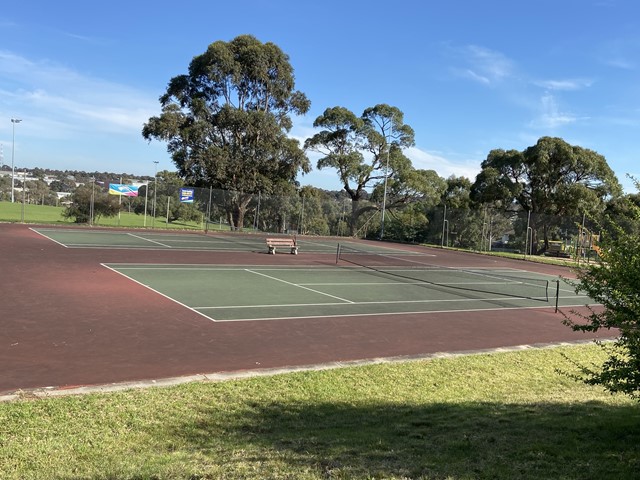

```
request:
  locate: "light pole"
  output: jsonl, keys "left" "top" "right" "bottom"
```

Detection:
{"left": 10, "top": 118, "right": 22, "bottom": 203}
{"left": 379, "top": 141, "right": 391, "bottom": 239}
{"left": 152, "top": 161, "right": 159, "bottom": 228}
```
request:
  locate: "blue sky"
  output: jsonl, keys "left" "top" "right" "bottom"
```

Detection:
{"left": 0, "top": 0, "right": 638, "bottom": 192}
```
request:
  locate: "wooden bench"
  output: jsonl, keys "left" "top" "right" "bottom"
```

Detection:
{"left": 266, "top": 237, "right": 298, "bottom": 255}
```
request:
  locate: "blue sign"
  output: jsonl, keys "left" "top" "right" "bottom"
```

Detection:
{"left": 179, "top": 188, "right": 194, "bottom": 203}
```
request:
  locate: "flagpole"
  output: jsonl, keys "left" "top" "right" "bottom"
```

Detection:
{"left": 118, "top": 177, "right": 122, "bottom": 226}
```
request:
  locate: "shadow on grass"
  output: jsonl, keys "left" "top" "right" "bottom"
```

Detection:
{"left": 169, "top": 399, "right": 640, "bottom": 479}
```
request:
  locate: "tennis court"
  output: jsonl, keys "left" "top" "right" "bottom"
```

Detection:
{"left": 103, "top": 260, "right": 582, "bottom": 322}
{"left": 1, "top": 223, "right": 604, "bottom": 396}
{"left": 32, "top": 227, "right": 341, "bottom": 253}
{"left": 32, "top": 227, "right": 587, "bottom": 322}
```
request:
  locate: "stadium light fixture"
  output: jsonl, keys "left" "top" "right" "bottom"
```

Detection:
{"left": 10, "top": 118, "right": 22, "bottom": 203}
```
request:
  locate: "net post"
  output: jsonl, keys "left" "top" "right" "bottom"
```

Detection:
{"left": 545, "top": 280, "right": 549, "bottom": 302}
{"left": 555, "top": 280, "right": 560, "bottom": 313}
{"left": 336, "top": 244, "right": 341, "bottom": 264}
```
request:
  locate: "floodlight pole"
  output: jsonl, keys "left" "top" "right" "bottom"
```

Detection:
{"left": 10, "top": 118, "right": 22, "bottom": 203}
{"left": 379, "top": 141, "right": 391, "bottom": 239}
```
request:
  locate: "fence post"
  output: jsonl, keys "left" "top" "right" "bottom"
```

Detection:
{"left": 441, "top": 204, "right": 447, "bottom": 247}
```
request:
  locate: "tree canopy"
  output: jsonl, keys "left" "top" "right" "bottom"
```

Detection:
{"left": 564, "top": 182, "right": 640, "bottom": 400}
{"left": 470, "top": 136, "right": 622, "bottom": 250}
{"left": 305, "top": 104, "right": 444, "bottom": 235}
{"left": 142, "top": 35, "right": 311, "bottom": 229}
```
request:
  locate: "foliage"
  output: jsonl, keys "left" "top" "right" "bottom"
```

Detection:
{"left": 0, "top": 174, "right": 11, "bottom": 201}
{"left": 48, "top": 177, "right": 78, "bottom": 193}
{"left": 305, "top": 104, "right": 444, "bottom": 235}
{"left": 63, "top": 184, "right": 120, "bottom": 223}
{"left": 602, "top": 191, "right": 640, "bottom": 239}
{"left": 471, "top": 136, "right": 622, "bottom": 251}
{"left": 142, "top": 35, "right": 311, "bottom": 230}
{"left": 564, "top": 188, "right": 640, "bottom": 400}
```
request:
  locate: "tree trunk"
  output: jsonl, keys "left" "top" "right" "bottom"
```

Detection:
{"left": 349, "top": 200, "right": 358, "bottom": 236}
{"left": 227, "top": 193, "right": 253, "bottom": 231}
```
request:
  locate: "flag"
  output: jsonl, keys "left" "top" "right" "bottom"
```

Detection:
{"left": 109, "top": 184, "right": 139, "bottom": 197}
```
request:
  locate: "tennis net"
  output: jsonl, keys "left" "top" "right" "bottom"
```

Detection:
{"left": 336, "top": 244, "right": 550, "bottom": 301}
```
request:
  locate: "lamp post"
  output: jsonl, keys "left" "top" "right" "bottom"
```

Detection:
{"left": 379, "top": 141, "right": 391, "bottom": 239}
{"left": 11, "top": 118, "right": 22, "bottom": 203}
{"left": 152, "top": 161, "right": 159, "bottom": 228}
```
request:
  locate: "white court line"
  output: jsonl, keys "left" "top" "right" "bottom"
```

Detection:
{"left": 111, "top": 265, "right": 349, "bottom": 271}
{"left": 299, "top": 280, "right": 537, "bottom": 286}
{"left": 30, "top": 228, "right": 69, "bottom": 248}
{"left": 194, "top": 294, "right": 554, "bottom": 310}
{"left": 127, "top": 233, "right": 173, "bottom": 248}
{"left": 212, "top": 303, "right": 586, "bottom": 323}
{"left": 245, "top": 269, "right": 355, "bottom": 304}
{"left": 299, "top": 239, "right": 344, "bottom": 249}
{"left": 101, "top": 263, "right": 217, "bottom": 322}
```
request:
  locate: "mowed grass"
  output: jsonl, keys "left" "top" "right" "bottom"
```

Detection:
{"left": 2, "top": 344, "right": 639, "bottom": 479}
{"left": 0, "top": 201, "right": 214, "bottom": 230}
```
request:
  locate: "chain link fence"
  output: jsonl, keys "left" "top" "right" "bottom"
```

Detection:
{"left": 1, "top": 181, "right": 605, "bottom": 260}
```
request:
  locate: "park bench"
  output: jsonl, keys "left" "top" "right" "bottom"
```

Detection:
{"left": 266, "top": 237, "right": 298, "bottom": 255}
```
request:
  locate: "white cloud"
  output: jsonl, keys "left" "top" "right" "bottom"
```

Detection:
{"left": 406, "top": 146, "right": 480, "bottom": 181}
{"left": 0, "top": 50, "right": 159, "bottom": 137}
{"left": 452, "top": 45, "right": 515, "bottom": 86}
{"left": 460, "top": 69, "right": 490, "bottom": 85}
{"left": 530, "top": 93, "right": 580, "bottom": 129}
{"left": 534, "top": 78, "right": 593, "bottom": 91}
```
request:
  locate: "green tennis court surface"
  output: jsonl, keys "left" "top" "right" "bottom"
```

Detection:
{"left": 104, "top": 263, "right": 588, "bottom": 322}
{"left": 32, "top": 227, "right": 358, "bottom": 253}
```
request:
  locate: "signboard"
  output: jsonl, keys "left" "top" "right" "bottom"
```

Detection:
{"left": 179, "top": 188, "right": 194, "bottom": 203}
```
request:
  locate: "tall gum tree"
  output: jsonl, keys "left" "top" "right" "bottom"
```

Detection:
{"left": 470, "top": 136, "right": 622, "bottom": 251}
{"left": 304, "top": 104, "right": 419, "bottom": 235}
{"left": 142, "top": 35, "right": 311, "bottom": 230}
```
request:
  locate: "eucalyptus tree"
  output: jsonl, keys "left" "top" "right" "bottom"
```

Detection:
{"left": 304, "top": 104, "right": 421, "bottom": 235}
{"left": 471, "top": 137, "right": 621, "bottom": 251}
{"left": 142, "top": 35, "right": 311, "bottom": 230}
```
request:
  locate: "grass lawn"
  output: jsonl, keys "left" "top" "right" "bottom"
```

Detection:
{"left": 1, "top": 344, "right": 639, "bottom": 479}
{"left": 0, "top": 201, "right": 221, "bottom": 231}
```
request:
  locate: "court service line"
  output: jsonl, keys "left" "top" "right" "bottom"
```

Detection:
{"left": 214, "top": 303, "right": 581, "bottom": 322}
{"left": 195, "top": 293, "right": 566, "bottom": 310}
{"left": 244, "top": 269, "right": 355, "bottom": 304}
{"left": 101, "top": 263, "right": 217, "bottom": 322}
{"left": 299, "top": 280, "right": 541, "bottom": 287}
{"left": 127, "top": 233, "right": 173, "bottom": 248}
